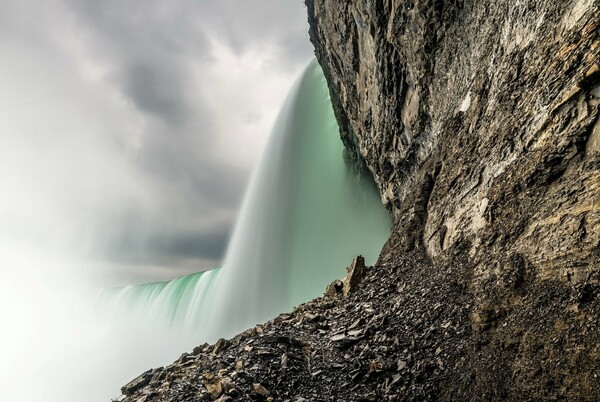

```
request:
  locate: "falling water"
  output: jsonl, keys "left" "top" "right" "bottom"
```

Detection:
{"left": 106, "top": 59, "right": 391, "bottom": 343}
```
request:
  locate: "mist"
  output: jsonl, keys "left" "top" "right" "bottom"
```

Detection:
{"left": 0, "top": 1, "right": 313, "bottom": 400}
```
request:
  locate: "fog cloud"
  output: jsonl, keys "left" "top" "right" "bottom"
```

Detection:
{"left": 0, "top": 0, "right": 313, "bottom": 285}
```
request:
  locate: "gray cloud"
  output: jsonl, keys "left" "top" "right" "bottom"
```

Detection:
{"left": 199, "top": 0, "right": 314, "bottom": 65}
{"left": 121, "top": 62, "right": 194, "bottom": 128}
{"left": 0, "top": 0, "right": 313, "bottom": 285}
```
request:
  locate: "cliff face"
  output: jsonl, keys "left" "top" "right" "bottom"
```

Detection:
{"left": 307, "top": 0, "right": 599, "bottom": 273}
{"left": 117, "top": 2, "right": 600, "bottom": 401}
{"left": 305, "top": 0, "right": 600, "bottom": 398}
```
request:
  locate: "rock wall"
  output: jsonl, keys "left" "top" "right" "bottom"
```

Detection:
{"left": 305, "top": 0, "right": 600, "bottom": 398}
{"left": 116, "top": 2, "right": 600, "bottom": 400}
{"left": 307, "top": 0, "right": 599, "bottom": 280}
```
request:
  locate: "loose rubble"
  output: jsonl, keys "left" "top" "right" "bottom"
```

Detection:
{"left": 118, "top": 244, "right": 600, "bottom": 401}
{"left": 118, "top": 251, "right": 472, "bottom": 401}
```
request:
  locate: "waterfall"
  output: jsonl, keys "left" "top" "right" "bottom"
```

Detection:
{"left": 106, "top": 59, "right": 391, "bottom": 343}
{"left": 0, "top": 59, "right": 391, "bottom": 402}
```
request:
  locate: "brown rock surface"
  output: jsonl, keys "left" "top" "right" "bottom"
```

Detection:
{"left": 307, "top": 0, "right": 599, "bottom": 274}
{"left": 342, "top": 255, "right": 367, "bottom": 296}
{"left": 303, "top": 0, "right": 600, "bottom": 398}
{"left": 117, "top": 1, "right": 600, "bottom": 400}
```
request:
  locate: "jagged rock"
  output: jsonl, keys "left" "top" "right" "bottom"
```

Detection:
{"left": 220, "top": 377, "right": 235, "bottom": 393}
{"left": 305, "top": 0, "right": 599, "bottom": 399}
{"left": 325, "top": 279, "right": 343, "bottom": 296}
{"left": 342, "top": 256, "right": 367, "bottom": 296}
{"left": 117, "top": 1, "right": 599, "bottom": 401}
{"left": 326, "top": 256, "right": 368, "bottom": 297}
{"left": 121, "top": 369, "right": 158, "bottom": 397}
{"left": 307, "top": 0, "right": 599, "bottom": 275}
{"left": 253, "top": 383, "right": 270, "bottom": 396}
{"left": 212, "top": 338, "right": 230, "bottom": 355}
{"left": 205, "top": 380, "right": 222, "bottom": 398}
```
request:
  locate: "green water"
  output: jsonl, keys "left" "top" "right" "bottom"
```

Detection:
{"left": 106, "top": 60, "right": 391, "bottom": 342}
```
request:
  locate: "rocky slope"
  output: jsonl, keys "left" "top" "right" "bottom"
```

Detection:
{"left": 117, "top": 0, "right": 599, "bottom": 400}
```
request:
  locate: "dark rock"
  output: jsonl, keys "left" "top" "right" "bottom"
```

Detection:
{"left": 121, "top": 369, "right": 158, "bottom": 396}
{"left": 325, "top": 279, "right": 343, "bottom": 296}
{"left": 307, "top": 0, "right": 599, "bottom": 272}
{"left": 213, "top": 338, "right": 230, "bottom": 355}
{"left": 305, "top": 0, "right": 600, "bottom": 399}
{"left": 116, "top": 1, "right": 599, "bottom": 401}
{"left": 342, "top": 256, "right": 367, "bottom": 296}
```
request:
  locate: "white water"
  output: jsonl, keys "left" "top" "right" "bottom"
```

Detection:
{"left": 106, "top": 60, "right": 391, "bottom": 342}
{"left": 0, "top": 60, "right": 390, "bottom": 402}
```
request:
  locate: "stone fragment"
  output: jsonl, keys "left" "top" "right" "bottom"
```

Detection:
{"left": 303, "top": 312, "right": 321, "bottom": 321}
{"left": 213, "top": 338, "right": 231, "bottom": 355}
{"left": 342, "top": 256, "right": 367, "bottom": 296}
{"left": 253, "top": 383, "right": 270, "bottom": 396}
{"left": 326, "top": 279, "right": 344, "bottom": 296}
{"left": 330, "top": 334, "right": 346, "bottom": 342}
{"left": 221, "top": 377, "right": 236, "bottom": 393}
{"left": 347, "top": 329, "right": 364, "bottom": 337}
{"left": 205, "top": 380, "right": 223, "bottom": 398}
{"left": 121, "top": 369, "right": 157, "bottom": 396}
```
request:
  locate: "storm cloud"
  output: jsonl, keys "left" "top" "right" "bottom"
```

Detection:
{"left": 0, "top": 0, "right": 314, "bottom": 285}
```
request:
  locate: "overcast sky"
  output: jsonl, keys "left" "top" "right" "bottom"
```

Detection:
{"left": 0, "top": 0, "right": 314, "bottom": 286}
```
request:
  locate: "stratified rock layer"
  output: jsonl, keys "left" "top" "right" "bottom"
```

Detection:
{"left": 118, "top": 1, "right": 599, "bottom": 401}
{"left": 307, "top": 0, "right": 599, "bottom": 272}
{"left": 305, "top": 0, "right": 599, "bottom": 399}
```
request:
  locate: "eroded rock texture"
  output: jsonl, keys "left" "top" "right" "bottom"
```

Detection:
{"left": 306, "top": 0, "right": 600, "bottom": 399}
{"left": 307, "top": 0, "right": 598, "bottom": 272}
{"left": 118, "top": 2, "right": 600, "bottom": 401}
